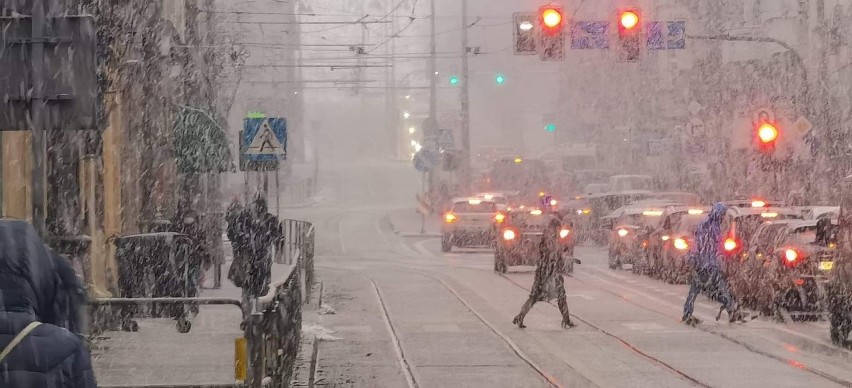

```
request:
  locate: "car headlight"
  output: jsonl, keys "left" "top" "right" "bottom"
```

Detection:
{"left": 617, "top": 229, "right": 629, "bottom": 237}
{"left": 503, "top": 230, "right": 516, "bottom": 240}
{"left": 559, "top": 229, "right": 570, "bottom": 239}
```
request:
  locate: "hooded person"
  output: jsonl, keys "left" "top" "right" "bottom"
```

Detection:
{"left": 681, "top": 203, "right": 742, "bottom": 325}
{"left": 0, "top": 219, "right": 97, "bottom": 388}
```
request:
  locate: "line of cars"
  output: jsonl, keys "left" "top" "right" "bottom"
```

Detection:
{"left": 439, "top": 193, "right": 577, "bottom": 274}
{"left": 600, "top": 194, "right": 852, "bottom": 345}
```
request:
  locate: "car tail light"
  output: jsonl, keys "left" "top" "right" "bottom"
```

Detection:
{"left": 674, "top": 238, "right": 688, "bottom": 250}
{"left": 503, "top": 229, "right": 517, "bottom": 240}
{"left": 559, "top": 229, "right": 570, "bottom": 239}
{"left": 494, "top": 213, "right": 506, "bottom": 223}
{"left": 642, "top": 240, "right": 649, "bottom": 248}
{"left": 445, "top": 213, "right": 457, "bottom": 223}
{"left": 785, "top": 249, "right": 798, "bottom": 263}
{"left": 793, "top": 278, "right": 805, "bottom": 286}
{"left": 724, "top": 238, "right": 737, "bottom": 252}
{"left": 617, "top": 228, "right": 629, "bottom": 237}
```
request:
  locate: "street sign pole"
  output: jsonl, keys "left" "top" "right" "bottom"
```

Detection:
{"left": 421, "top": 172, "right": 426, "bottom": 235}
{"left": 31, "top": 0, "right": 46, "bottom": 235}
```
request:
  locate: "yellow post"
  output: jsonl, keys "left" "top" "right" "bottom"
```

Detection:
{"left": 235, "top": 336, "right": 247, "bottom": 382}
{"left": 1, "top": 131, "right": 32, "bottom": 220}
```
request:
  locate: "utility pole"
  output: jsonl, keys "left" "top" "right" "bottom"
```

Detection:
{"left": 460, "top": 0, "right": 471, "bottom": 187}
{"left": 387, "top": 0, "right": 397, "bottom": 158}
{"left": 31, "top": 0, "right": 47, "bottom": 235}
{"left": 429, "top": 0, "right": 437, "bottom": 129}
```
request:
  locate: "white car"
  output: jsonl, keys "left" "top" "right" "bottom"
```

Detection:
{"left": 441, "top": 197, "right": 500, "bottom": 252}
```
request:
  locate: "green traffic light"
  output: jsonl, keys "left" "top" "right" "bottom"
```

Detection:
{"left": 545, "top": 124, "right": 556, "bottom": 132}
{"left": 449, "top": 76, "right": 459, "bottom": 85}
{"left": 496, "top": 74, "right": 505, "bottom": 85}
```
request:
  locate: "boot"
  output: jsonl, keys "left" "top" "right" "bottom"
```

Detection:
{"left": 682, "top": 314, "right": 701, "bottom": 326}
{"left": 729, "top": 310, "right": 747, "bottom": 323}
{"left": 512, "top": 314, "right": 526, "bottom": 329}
{"left": 561, "top": 319, "right": 576, "bottom": 329}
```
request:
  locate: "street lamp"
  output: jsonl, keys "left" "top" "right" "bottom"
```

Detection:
{"left": 403, "top": 111, "right": 411, "bottom": 119}
{"left": 408, "top": 127, "right": 416, "bottom": 134}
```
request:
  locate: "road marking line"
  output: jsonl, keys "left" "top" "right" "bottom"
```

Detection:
{"left": 370, "top": 279, "right": 418, "bottom": 388}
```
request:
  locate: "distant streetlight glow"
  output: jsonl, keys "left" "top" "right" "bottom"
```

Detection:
{"left": 405, "top": 95, "right": 411, "bottom": 99}
{"left": 403, "top": 111, "right": 411, "bottom": 119}
{"left": 411, "top": 140, "right": 417, "bottom": 146}
{"left": 408, "top": 127, "right": 416, "bottom": 134}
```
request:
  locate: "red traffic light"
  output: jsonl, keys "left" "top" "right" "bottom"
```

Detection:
{"left": 542, "top": 8, "right": 563, "bottom": 29}
{"left": 620, "top": 11, "right": 640, "bottom": 30}
{"left": 758, "top": 123, "right": 779, "bottom": 144}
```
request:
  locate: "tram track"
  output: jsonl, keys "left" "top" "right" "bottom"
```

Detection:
{"left": 498, "top": 273, "right": 712, "bottom": 388}
{"left": 569, "top": 267, "right": 852, "bottom": 387}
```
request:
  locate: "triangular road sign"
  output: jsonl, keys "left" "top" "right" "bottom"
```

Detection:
{"left": 246, "top": 119, "right": 285, "bottom": 155}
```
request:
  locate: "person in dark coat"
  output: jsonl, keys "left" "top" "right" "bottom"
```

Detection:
{"left": 226, "top": 197, "right": 247, "bottom": 287}
{"left": 682, "top": 203, "right": 743, "bottom": 325}
{"left": 232, "top": 196, "right": 282, "bottom": 321}
{"left": 0, "top": 219, "right": 97, "bottom": 388}
{"left": 50, "top": 253, "right": 88, "bottom": 335}
{"left": 513, "top": 218, "right": 576, "bottom": 329}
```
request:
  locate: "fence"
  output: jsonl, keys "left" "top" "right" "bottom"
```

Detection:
{"left": 90, "top": 219, "right": 315, "bottom": 388}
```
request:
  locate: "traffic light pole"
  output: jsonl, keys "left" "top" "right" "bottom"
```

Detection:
{"left": 460, "top": 0, "right": 471, "bottom": 187}
{"left": 427, "top": 0, "right": 437, "bottom": 198}
{"left": 31, "top": 0, "right": 47, "bottom": 235}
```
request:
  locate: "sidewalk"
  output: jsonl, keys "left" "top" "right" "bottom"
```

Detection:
{"left": 91, "top": 252, "right": 293, "bottom": 387}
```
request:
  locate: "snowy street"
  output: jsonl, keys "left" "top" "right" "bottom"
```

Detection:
{"left": 282, "top": 159, "right": 852, "bottom": 388}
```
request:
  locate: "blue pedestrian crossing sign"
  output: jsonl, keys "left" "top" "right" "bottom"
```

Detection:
{"left": 243, "top": 117, "right": 287, "bottom": 161}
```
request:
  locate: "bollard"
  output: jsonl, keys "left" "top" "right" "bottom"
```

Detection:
{"left": 235, "top": 336, "right": 247, "bottom": 382}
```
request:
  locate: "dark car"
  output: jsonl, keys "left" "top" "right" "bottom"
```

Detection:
{"left": 494, "top": 209, "right": 573, "bottom": 273}
{"left": 827, "top": 176, "right": 852, "bottom": 347}
{"left": 734, "top": 220, "right": 836, "bottom": 319}
{"left": 607, "top": 207, "right": 664, "bottom": 270}
{"left": 658, "top": 213, "right": 708, "bottom": 284}
{"left": 644, "top": 206, "right": 708, "bottom": 279}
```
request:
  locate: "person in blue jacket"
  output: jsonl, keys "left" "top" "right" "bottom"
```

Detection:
{"left": 682, "top": 203, "right": 744, "bottom": 325}
{"left": 0, "top": 219, "right": 97, "bottom": 388}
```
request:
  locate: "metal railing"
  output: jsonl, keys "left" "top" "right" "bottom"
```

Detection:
{"left": 91, "top": 219, "right": 316, "bottom": 388}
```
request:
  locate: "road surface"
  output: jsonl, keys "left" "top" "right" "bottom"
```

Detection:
{"left": 282, "top": 158, "right": 852, "bottom": 388}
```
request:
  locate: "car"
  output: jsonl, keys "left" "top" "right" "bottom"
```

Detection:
{"left": 562, "top": 197, "right": 593, "bottom": 243}
{"left": 587, "top": 191, "right": 654, "bottom": 245}
{"left": 494, "top": 209, "right": 573, "bottom": 273}
{"left": 473, "top": 192, "right": 511, "bottom": 211}
{"left": 607, "top": 206, "right": 665, "bottom": 270}
{"left": 646, "top": 207, "right": 709, "bottom": 281}
{"left": 441, "top": 197, "right": 500, "bottom": 252}
{"left": 658, "top": 212, "right": 708, "bottom": 284}
{"left": 795, "top": 206, "right": 840, "bottom": 220}
{"left": 651, "top": 192, "right": 702, "bottom": 205}
{"left": 827, "top": 176, "right": 852, "bottom": 347}
{"left": 722, "top": 198, "right": 785, "bottom": 209}
{"left": 718, "top": 206, "right": 803, "bottom": 284}
{"left": 734, "top": 220, "right": 837, "bottom": 320}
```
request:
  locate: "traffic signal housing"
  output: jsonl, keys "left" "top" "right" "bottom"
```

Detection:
{"left": 616, "top": 9, "right": 642, "bottom": 62}
{"left": 513, "top": 12, "right": 537, "bottom": 55}
{"left": 538, "top": 6, "right": 565, "bottom": 61}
